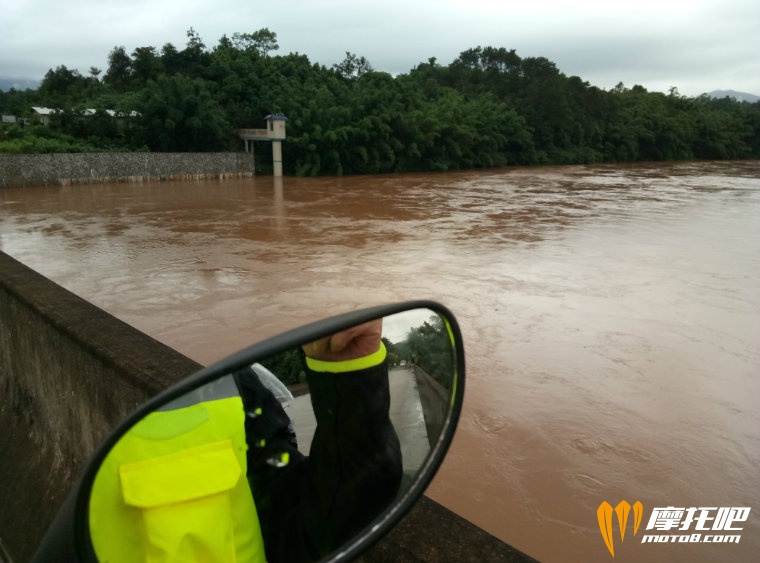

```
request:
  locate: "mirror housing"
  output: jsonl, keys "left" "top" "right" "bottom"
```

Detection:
{"left": 32, "top": 300, "right": 465, "bottom": 562}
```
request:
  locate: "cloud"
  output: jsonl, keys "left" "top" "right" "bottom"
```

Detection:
{"left": 1, "top": 0, "right": 758, "bottom": 96}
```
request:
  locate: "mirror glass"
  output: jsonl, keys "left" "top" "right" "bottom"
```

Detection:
{"left": 85, "top": 307, "right": 458, "bottom": 563}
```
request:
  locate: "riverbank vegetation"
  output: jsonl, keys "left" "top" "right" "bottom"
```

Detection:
{"left": 1, "top": 29, "right": 758, "bottom": 175}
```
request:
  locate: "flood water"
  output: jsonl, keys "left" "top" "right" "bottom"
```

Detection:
{"left": 1, "top": 161, "right": 759, "bottom": 562}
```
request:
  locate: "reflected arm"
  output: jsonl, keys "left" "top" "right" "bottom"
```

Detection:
{"left": 301, "top": 349, "right": 403, "bottom": 554}
{"left": 233, "top": 344, "right": 402, "bottom": 562}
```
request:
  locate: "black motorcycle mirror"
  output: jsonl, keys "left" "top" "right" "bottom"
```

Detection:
{"left": 32, "top": 301, "right": 465, "bottom": 563}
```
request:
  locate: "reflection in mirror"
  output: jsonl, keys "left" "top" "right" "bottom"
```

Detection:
{"left": 87, "top": 308, "right": 457, "bottom": 563}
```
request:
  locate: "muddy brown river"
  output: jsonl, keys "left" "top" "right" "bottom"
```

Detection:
{"left": 1, "top": 161, "right": 758, "bottom": 562}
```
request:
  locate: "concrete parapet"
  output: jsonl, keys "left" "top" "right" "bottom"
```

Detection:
{"left": 360, "top": 496, "right": 538, "bottom": 562}
{"left": 0, "top": 251, "right": 202, "bottom": 561}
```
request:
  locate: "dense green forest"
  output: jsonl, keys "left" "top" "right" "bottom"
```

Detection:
{"left": 1, "top": 28, "right": 758, "bottom": 175}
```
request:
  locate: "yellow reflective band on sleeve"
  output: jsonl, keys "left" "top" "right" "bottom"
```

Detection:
{"left": 305, "top": 341, "right": 387, "bottom": 373}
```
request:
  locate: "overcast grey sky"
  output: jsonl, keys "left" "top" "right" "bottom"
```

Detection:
{"left": 2, "top": 0, "right": 758, "bottom": 97}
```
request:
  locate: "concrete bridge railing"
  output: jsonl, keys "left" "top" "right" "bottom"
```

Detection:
{"left": 0, "top": 251, "right": 202, "bottom": 561}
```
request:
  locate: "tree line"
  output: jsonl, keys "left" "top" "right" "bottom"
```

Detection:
{"left": 1, "top": 29, "right": 758, "bottom": 175}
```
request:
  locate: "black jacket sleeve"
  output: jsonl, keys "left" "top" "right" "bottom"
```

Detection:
{"left": 233, "top": 359, "right": 402, "bottom": 562}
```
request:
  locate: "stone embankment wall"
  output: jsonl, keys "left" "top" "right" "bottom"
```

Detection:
{"left": 0, "top": 152, "right": 255, "bottom": 188}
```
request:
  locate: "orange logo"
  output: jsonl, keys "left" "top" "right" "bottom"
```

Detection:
{"left": 597, "top": 501, "right": 644, "bottom": 557}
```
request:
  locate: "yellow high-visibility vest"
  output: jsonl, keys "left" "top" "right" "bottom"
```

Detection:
{"left": 89, "top": 396, "right": 266, "bottom": 563}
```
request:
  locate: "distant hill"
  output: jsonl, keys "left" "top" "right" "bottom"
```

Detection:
{"left": 706, "top": 90, "right": 759, "bottom": 103}
{"left": 0, "top": 77, "right": 40, "bottom": 92}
